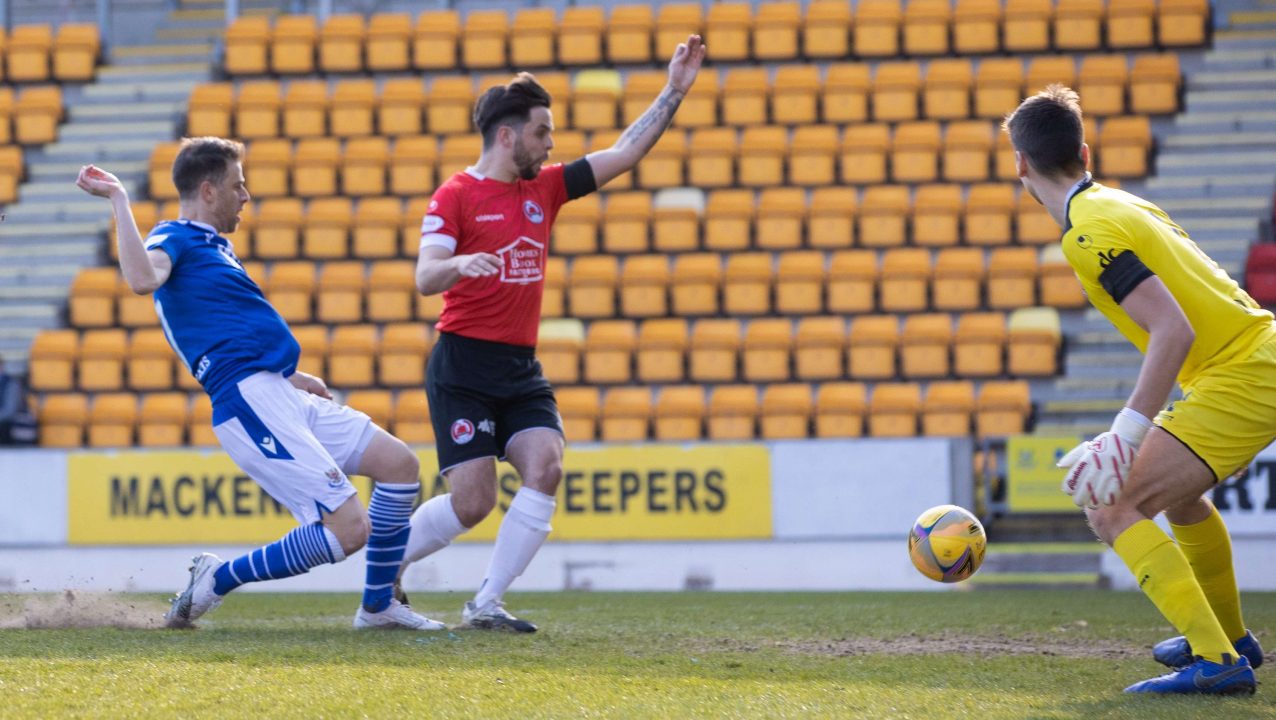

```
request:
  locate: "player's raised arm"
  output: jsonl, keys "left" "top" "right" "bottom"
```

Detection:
{"left": 585, "top": 35, "right": 705, "bottom": 187}
{"left": 75, "top": 164, "right": 171, "bottom": 294}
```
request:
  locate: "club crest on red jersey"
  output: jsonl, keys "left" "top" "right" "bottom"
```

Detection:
{"left": 523, "top": 199, "right": 544, "bottom": 223}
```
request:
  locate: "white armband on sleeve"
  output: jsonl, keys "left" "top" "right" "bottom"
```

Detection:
{"left": 420, "top": 233, "right": 458, "bottom": 252}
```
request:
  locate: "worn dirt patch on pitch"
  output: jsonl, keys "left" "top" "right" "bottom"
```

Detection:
{"left": 699, "top": 627, "right": 1145, "bottom": 660}
{"left": 0, "top": 591, "right": 166, "bottom": 630}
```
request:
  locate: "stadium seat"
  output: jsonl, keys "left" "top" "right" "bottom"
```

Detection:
{"left": 87, "top": 392, "right": 136, "bottom": 448}
{"left": 375, "top": 321, "right": 431, "bottom": 388}
{"left": 758, "top": 188, "right": 809, "bottom": 251}
{"left": 922, "top": 381, "right": 975, "bottom": 437}
{"left": 319, "top": 14, "right": 364, "bottom": 73}
{"left": 722, "top": 67, "right": 769, "bottom": 127}
{"left": 652, "top": 188, "right": 704, "bottom": 253}
{"left": 189, "top": 394, "right": 216, "bottom": 447}
{"left": 438, "top": 133, "right": 482, "bottom": 181}
{"left": 975, "top": 58, "right": 1025, "bottom": 120}
{"left": 187, "top": 83, "right": 234, "bottom": 138}
{"left": 636, "top": 318, "right": 688, "bottom": 383}
{"left": 904, "top": 0, "right": 953, "bottom": 56}
{"left": 0, "top": 90, "right": 14, "bottom": 146}
{"left": 367, "top": 13, "right": 411, "bottom": 72}
{"left": 290, "top": 324, "right": 328, "bottom": 379}
{"left": 976, "top": 380, "right": 1032, "bottom": 437}
{"left": 224, "top": 16, "right": 270, "bottom": 75}
{"left": 553, "top": 129, "right": 587, "bottom": 164}
{"left": 280, "top": 80, "right": 326, "bottom": 138}
{"left": 462, "top": 10, "right": 508, "bottom": 69}
{"left": 1078, "top": 55, "right": 1129, "bottom": 116}
{"left": 794, "top": 316, "right": 845, "bottom": 380}
{"left": 1130, "top": 53, "right": 1181, "bottom": 115}
{"left": 1098, "top": 115, "right": 1152, "bottom": 178}
{"left": 775, "top": 250, "right": 825, "bottom": 313}
{"left": 127, "top": 328, "right": 175, "bottom": 392}
{"left": 554, "top": 194, "right": 601, "bottom": 255}
{"left": 330, "top": 80, "right": 376, "bottom": 138}
{"left": 413, "top": 10, "right": 460, "bottom": 70}
{"left": 912, "top": 183, "right": 963, "bottom": 247}
{"left": 272, "top": 15, "right": 318, "bottom": 75}
{"left": 236, "top": 81, "right": 282, "bottom": 139}
{"left": 255, "top": 197, "right": 303, "bottom": 259}
{"left": 803, "top": 0, "right": 852, "bottom": 58}
{"left": 840, "top": 123, "right": 890, "bottom": 186}
{"left": 723, "top": 252, "right": 773, "bottom": 316}
{"left": 366, "top": 259, "right": 416, "bottom": 322}
{"left": 1158, "top": 0, "right": 1208, "bottom": 46}
{"left": 568, "top": 255, "right": 619, "bottom": 318}
{"left": 900, "top": 313, "right": 953, "bottom": 378}
{"left": 737, "top": 126, "right": 787, "bottom": 187}
{"left": 302, "top": 197, "right": 351, "bottom": 259}
{"left": 244, "top": 138, "right": 291, "bottom": 199}
{"left": 923, "top": 60, "right": 973, "bottom": 122}
{"left": 859, "top": 186, "right": 911, "bottom": 249}
{"left": 1003, "top": 0, "right": 1052, "bottom": 53}
{"left": 584, "top": 319, "right": 637, "bottom": 384}
{"left": 815, "top": 382, "right": 866, "bottom": 438}
{"left": 687, "top": 127, "right": 737, "bottom": 189}
{"left": 317, "top": 261, "right": 365, "bottom": 324}
{"left": 601, "top": 387, "right": 653, "bottom": 442}
{"left": 1008, "top": 306, "right": 1061, "bottom": 376}
{"left": 677, "top": 74, "right": 721, "bottom": 130}
{"left": 706, "top": 2, "right": 752, "bottom": 63}
{"left": 761, "top": 383, "right": 812, "bottom": 440}
{"left": 690, "top": 318, "right": 741, "bottom": 383}
{"left": 557, "top": 386, "right": 600, "bottom": 442}
{"left": 1015, "top": 189, "right": 1058, "bottom": 245}
{"left": 390, "top": 135, "right": 437, "bottom": 197}
{"left": 994, "top": 130, "right": 1019, "bottom": 181}
{"left": 827, "top": 249, "right": 877, "bottom": 313}
{"left": 1039, "top": 244, "right": 1086, "bottom": 308}
{"left": 855, "top": 0, "right": 903, "bottom": 57}
{"left": 541, "top": 256, "right": 567, "bottom": 319}
{"left": 620, "top": 254, "right": 669, "bottom": 318}
{"left": 965, "top": 184, "right": 1015, "bottom": 246}
{"left": 705, "top": 190, "right": 755, "bottom": 252}
{"left": 40, "top": 393, "right": 87, "bottom": 447}
{"left": 138, "top": 392, "right": 187, "bottom": 448}
{"left": 8, "top": 24, "right": 51, "bottom": 82}
{"left": 510, "top": 7, "right": 556, "bottom": 67}
{"left": 1054, "top": 0, "right": 1105, "bottom": 51}
{"left": 1108, "top": 0, "right": 1156, "bottom": 48}
{"left": 14, "top": 84, "right": 61, "bottom": 145}
{"left": 954, "top": 311, "right": 1007, "bottom": 377}
{"left": 655, "top": 386, "right": 705, "bottom": 441}
{"left": 1026, "top": 56, "right": 1077, "bottom": 95}
{"left": 346, "top": 390, "right": 392, "bottom": 430}
{"left": 988, "top": 247, "right": 1038, "bottom": 309}
{"left": 560, "top": 7, "right": 605, "bottom": 65}
{"left": 536, "top": 319, "right": 583, "bottom": 385}
{"left": 848, "top": 314, "right": 898, "bottom": 380}
{"left": 869, "top": 383, "right": 921, "bottom": 437}
{"left": 809, "top": 188, "right": 858, "bottom": 249}
{"left": 266, "top": 260, "right": 315, "bottom": 323}
{"left": 891, "top": 121, "right": 942, "bottom": 184}
{"left": 953, "top": 0, "right": 1002, "bottom": 54}
{"left": 393, "top": 391, "right": 434, "bottom": 445}
{"left": 789, "top": 126, "right": 840, "bottom": 188}
{"left": 639, "top": 130, "right": 687, "bottom": 189}
{"left": 342, "top": 137, "right": 389, "bottom": 197}
{"left": 655, "top": 3, "right": 703, "bottom": 59}
{"left": 754, "top": 1, "right": 800, "bottom": 60}
{"left": 708, "top": 385, "right": 758, "bottom": 441}
{"left": 590, "top": 129, "right": 634, "bottom": 189}
{"left": 328, "top": 325, "right": 378, "bottom": 389}
{"left": 573, "top": 70, "right": 621, "bottom": 130}
{"left": 742, "top": 318, "right": 793, "bottom": 382}
{"left": 30, "top": 329, "right": 79, "bottom": 391}
{"left": 377, "top": 78, "right": 425, "bottom": 136}
{"left": 871, "top": 62, "right": 922, "bottom": 123}
{"left": 69, "top": 267, "right": 118, "bottom": 328}
{"left": 823, "top": 63, "right": 871, "bottom": 124}
{"left": 601, "top": 191, "right": 652, "bottom": 254}
{"left": 932, "top": 247, "right": 984, "bottom": 311}
{"left": 426, "top": 76, "right": 475, "bottom": 136}
{"left": 671, "top": 253, "right": 722, "bottom": 316}
{"left": 771, "top": 65, "right": 821, "bottom": 126}
{"left": 79, "top": 328, "right": 128, "bottom": 392}
{"left": 116, "top": 276, "right": 159, "bottom": 328}
{"left": 608, "top": 5, "right": 654, "bottom": 65}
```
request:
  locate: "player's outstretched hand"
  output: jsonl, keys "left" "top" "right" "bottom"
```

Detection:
{"left": 1057, "top": 432, "right": 1137, "bottom": 508}
{"left": 75, "top": 165, "right": 126, "bottom": 200}
{"left": 667, "top": 35, "right": 706, "bottom": 95}
{"left": 455, "top": 253, "right": 503, "bottom": 278}
{"left": 288, "top": 370, "right": 333, "bottom": 400}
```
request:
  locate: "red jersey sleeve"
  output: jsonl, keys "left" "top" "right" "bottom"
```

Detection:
{"left": 420, "top": 181, "right": 464, "bottom": 253}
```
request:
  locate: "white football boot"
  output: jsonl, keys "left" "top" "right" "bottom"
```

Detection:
{"left": 164, "top": 552, "right": 225, "bottom": 628}
{"left": 354, "top": 598, "right": 447, "bottom": 630}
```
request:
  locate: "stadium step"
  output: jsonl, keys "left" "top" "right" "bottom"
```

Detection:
{"left": 59, "top": 121, "right": 175, "bottom": 142}
{"left": 68, "top": 101, "right": 187, "bottom": 124}
{"left": 20, "top": 179, "right": 142, "bottom": 201}
{"left": 109, "top": 44, "right": 215, "bottom": 61}
{"left": 78, "top": 79, "right": 203, "bottom": 103}
{"left": 29, "top": 160, "right": 148, "bottom": 182}
{"left": 972, "top": 541, "right": 1106, "bottom": 590}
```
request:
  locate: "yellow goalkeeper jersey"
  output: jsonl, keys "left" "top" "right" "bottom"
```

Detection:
{"left": 1061, "top": 178, "right": 1275, "bottom": 386}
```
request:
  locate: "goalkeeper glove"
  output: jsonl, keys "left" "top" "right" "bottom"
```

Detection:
{"left": 1057, "top": 407, "right": 1152, "bottom": 509}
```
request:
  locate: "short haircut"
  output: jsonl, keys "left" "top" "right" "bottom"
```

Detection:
{"left": 1002, "top": 84, "right": 1087, "bottom": 179}
{"left": 172, "top": 136, "right": 245, "bottom": 200}
{"left": 472, "top": 73, "right": 552, "bottom": 147}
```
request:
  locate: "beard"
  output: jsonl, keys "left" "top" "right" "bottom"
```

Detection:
{"left": 513, "top": 140, "right": 543, "bottom": 180}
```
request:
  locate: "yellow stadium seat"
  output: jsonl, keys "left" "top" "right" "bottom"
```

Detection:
{"left": 974, "top": 58, "right": 1024, "bottom": 120}
{"left": 342, "top": 137, "right": 389, "bottom": 198}
{"left": 1003, "top": 0, "right": 1052, "bottom": 53}
{"left": 608, "top": 5, "right": 654, "bottom": 64}
{"left": 390, "top": 135, "right": 437, "bottom": 197}
{"left": 0, "top": 143, "right": 22, "bottom": 203}
{"left": 568, "top": 255, "right": 619, "bottom": 319}
{"left": 541, "top": 256, "right": 567, "bottom": 319}
{"left": 413, "top": 10, "right": 460, "bottom": 71}
{"left": 859, "top": 186, "right": 910, "bottom": 249}
{"left": 462, "top": 10, "right": 508, "bottom": 70}
{"left": 138, "top": 392, "right": 187, "bottom": 448}
{"left": 976, "top": 380, "right": 1032, "bottom": 437}
{"left": 954, "top": 311, "right": 1007, "bottom": 377}
{"left": 904, "top": 0, "right": 953, "bottom": 56}
{"left": 601, "top": 191, "right": 651, "bottom": 254}
{"left": 1098, "top": 115, "right": 1151, "bottom": 178}
{"left": 69, "top": 267, "right": 117, "bottom": 328}
{"left": 392, "top": 392, "right": 434, "bottom": 445}
{"left": 655, "top": 386, "right": 705, "bottom": 441}
{"left": 1008, "top": 307, "right": 1060, "bottom": 376}
{"left": 872, "top": 62, "right": 922, "bottom": 123}
{"left": 723, "top": 252, "right": 772, "bottom": 316}
{"left": 573, "top": 70, "right": 621, "bottom": 130}
{"left": 557, "top": 386, "right": 600, "bottom": 442}
{"left": 721, "top": 67, "right": 769, "bottom": 127}
{"left": 377, "top": 78, "right": 425, "bottom": 136}
{"left": 330, "top": 79, "right": 376, "bottom": 138}
{"left": 638, "top": 130, "right": 686, "bottom": 189}
{"left": 965, "top": 184, "right": 1015, "bottom": 246}
{"left": 706, "top": 2, "right": 752, "bottom": 62}
{"left": 280, "top": 80, "right": 326, "bottom": 138}
{"left": 771, "top": 65, "right": 821, "bottom": 126}
{"left": 1130, "top": 53, "right": 1181, "bottom": 115}
{"left": 291, "top": 325, "right": 329, "bottom": 382}
{"left": 1026, "top": 55, "right": 1077, "bottom": 95}
{"left": 652, "top": 187, "right": 704, "bottom": 253}
{"left": 346, "top": 390, "right": 392, "bottom": 430}
{"left": 1078, "top": 55, "right": 1129, "bottom": 117}
{"left": 620, "top": 254, "right": 669, "bottom": 318}
{"left": 761, "top": 383, "right": 812, "bottom": 439}
{"left": 8, "top": 24, "right": 51, "bottom": 82}
{"left": 117, "top": 276, "right": 159, "bottom": 329}
{"left": 690, "top": 318, "right": 741, "bottom": 383}
{"left": 224, "top": 16, "right": 270, "bottom": 75}
{"left": 870, "top": 383, "right": 921, "bottom": 437}
{"left": 127, "top": 328, "right": 175, "bottom": 392}
{"left": 900, "top": 313, "right": 953, "bottom": 378}
{"left": 510, "top": 8, "right": 556, "bottom": 68}
{"left": 840, "top": 123, "right": 890, "bottom": 186}
{"left": 892, "top": 121, "right": 941, "bottom": 184}
{"left": 913, "top": 183, "right": 963, "bottom": 247}
{"left": 188, "top": 83, "right": 234, "bottom": 138}
{"left": 538, "top": 319, "right": 584, "bottom": 385}
{"left": 823, "top": 63, "right": 871, "bottom": 124}
{"left": 235, "top": 80, "right": 282, "bottom": 139}
{"left": 686, "top": 127, "right": 737, "bottom": 189}
{"left": 601, "top": 387, "right": 654, "bottom": 442}
{"left": 1108, "top": 0, "right": 1156, "bottom": 48}
{"left": 14, "top": 84, "right": 61, "bottom": 145}
{"left": 243, "top": 138, "right": 291, "bottom": 199}
{"left": 754, "top": 1, "right": 800, "bottom": 60}
{"left": 816, "top": 382, "right": 866, "bottom": 438}
{"left": 266, "top": 260, "right": 315, "bottom": 323}
{"left": 426, "top": 76, "right": 475, "bottom": 136}
{"left": 757, "top": 188, "right": 808, "bottom": 251}
{"left": 88, "top": 392, "right": 136, "bottom": 448}
{"left": 932, "top": 247, "right": 984, "bottom": 311}
{"left": 789, "top": 125, "right": 840, "bottom": 188}
{"left": 942, "top": 120, "right": 993, "bottom": 183}
{"left": 367, "top": 13, "right": 411, "bottom": 72}
{"left": 655, "top": 3, "right": 703, "bottom": 58}
{"left": 317, "top": 261, "right": 365, "bottom": 324}
{"left": 1016, "top": 190, "right": 1058, "bottom": 245}
{"left": 708, "top": 385, "right": 758, "bottom": 441}
{"left": 189, "top": 394, "right": 217, "bottom": 448}
{"left": 80, "top": 328, "right": 128, "bottom": 392}
{"left": 40, "top": 393, "right": 86, "bottom": 448}
{"left": 30, "top": 329, "right": 79, "bottom": 392}
{"left": 554, "top": 194, "right": 600, "bottom": 255}
{"left": 795, "top": 316, "right": 846, "bottom": 380}
{"left": 328, "top": 324, "right": 378, "bottom": 388}
{"left": 1039, "top": 244, "right": 1086, "bottom": 308}
{"left": 953, "top": 0, "right": 1002, "bottom": 54}
{"left": 775, "top": 250, "right": 825, "bottom": 313}
{"left": 880, "top": 246, "right": 931, "bottom": 312}
{"left": 809, "top": 188, "right": 858, "bottom": 249}
{"left": 828, "top": 249, "right": 877, "bottom": 313}
{"left": 319, "top": 14, "right": 364, "bottom": 73}
{"left": 739, "top": 126, "right": 788, "bottom": 187}
{"left": 272, "top": 15, "right": 318, "bottom": 75}
{"left": 804, "top": 0, "right": 852, "bottom": 58}
{"left": 1056, "top": 0, "right": 1106, "bottom": 51}
{"left": 855, "top": 0, "right": 903, "bottom": 57}
{"left": 1158, "top": 0, "right": 1208, "bottom": 46}
{"left": 560, "top": 7, "right": 605, "bottom": 66}
{"left": 848, "top": 315, "right": 898, "bottom": 380}
{"left": 987, "top": 247, "right": 1038, "bottom": 309}
{"left": 922, "top": 381, "right": 975, "bottom": 437}
{"left": 671, "top": 253, "right": 722, "bottom": 316}
{"left": 592, "top": 129, "right": 634, "bottom": 189}
{"left": 704, "top": 189, "right": 754, "bottom": 252}
{"left": 366, "top": 259, "right": 415, "bottom": 322}
{"left": 0, "top": 89, "right": 14, "bottom": 146}
{"left": 994, "top": 129, "right": 1018, "bottom": 181}
{"left": 636, "top": 318, "right": 688, "bottom": 383}
{"left": 673, "top": 72, "right": 720, "bottom": 129}
{"left": 301, "top": 197, "right": 350, "bottom": 260}
{"left": 293, "top": 138, "right": 339, "bottom": 198}
{"left": 743, "top": 318, "right": 793, "bottom": 382}
{"left": 923, "top": 59, "right": 973, "bottom": 121}
{"left": 584, "top": 319, "right": 637, "bottom": 384}
{"left": 438, "top": 133, "right": 482, "bottom": 181}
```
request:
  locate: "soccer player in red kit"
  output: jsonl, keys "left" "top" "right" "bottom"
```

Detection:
{"left": 393, "top": 37, "right": 707, "bottom": 631}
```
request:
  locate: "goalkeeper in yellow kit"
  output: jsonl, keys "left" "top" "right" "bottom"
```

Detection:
{"left": 1005, "top": 85, "right": 1266, "bottom": 695}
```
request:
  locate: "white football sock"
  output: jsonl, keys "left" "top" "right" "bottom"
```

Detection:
{"left": 473, "top": 487, "right": 555, "bottom": 610}
{"left": 400, "top": 494, "right": 467, "bottom": 570}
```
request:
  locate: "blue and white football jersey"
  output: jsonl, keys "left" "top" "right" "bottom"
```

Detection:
{"left": 145, "top": 219, "right": 299, "bottom": 402}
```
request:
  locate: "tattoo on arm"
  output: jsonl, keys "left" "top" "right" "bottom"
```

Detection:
{"left": 615, "top": 86, "right": 685, "bottom": 156}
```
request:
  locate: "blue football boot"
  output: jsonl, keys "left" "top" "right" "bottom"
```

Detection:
{"left": 1125, "top": 655, "right": 1256, "bottom": 695}
{"left": 1153, "top": 630, "right": 1264, "bottom": 670}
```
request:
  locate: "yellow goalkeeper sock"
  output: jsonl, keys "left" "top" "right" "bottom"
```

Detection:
{"left": 1114, "top": 520, "right": 1234, "bottom": 664}
{"left": 1171, "top": 505, "right": 1246, "bottom": 643}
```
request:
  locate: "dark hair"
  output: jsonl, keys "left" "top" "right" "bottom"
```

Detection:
{"left": 1002, "top": 84, "right": 1087, "bottom": 179}
{"left": 172, "top": 136, "right": 245, "bottom": 200}
{"left": 473, "top": 73, "right": 552, "bottom": 147}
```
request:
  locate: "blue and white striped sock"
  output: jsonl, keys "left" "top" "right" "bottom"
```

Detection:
{"left": 362, "top": 482, "right": 420, "bottom": 612}
{"left": 212, "top": 522, "right": 345, "bottom": 596}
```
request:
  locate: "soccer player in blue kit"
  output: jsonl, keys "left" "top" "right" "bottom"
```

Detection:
{"left": 76, "top": 138, "right": 443, "bottom": 630}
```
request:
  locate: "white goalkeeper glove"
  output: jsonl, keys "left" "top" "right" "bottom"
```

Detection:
{"left": 1057, "top": 408, "right": 1152, "bottom": 509}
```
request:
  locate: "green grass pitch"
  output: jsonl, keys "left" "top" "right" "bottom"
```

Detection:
{"left": 1, "top": 590, "right": 1273, "bottom": 719}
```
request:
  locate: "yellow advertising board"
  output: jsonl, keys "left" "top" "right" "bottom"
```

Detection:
{"left": 67, "top": 444, "right": 772, "bottom": 544}
{"left": 1006, "top": 435, "right": 1083, "bottom": 512}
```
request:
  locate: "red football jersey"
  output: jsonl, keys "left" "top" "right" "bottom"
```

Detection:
{"left": 421, "top": 164, "right": 575, "bottom": 347}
